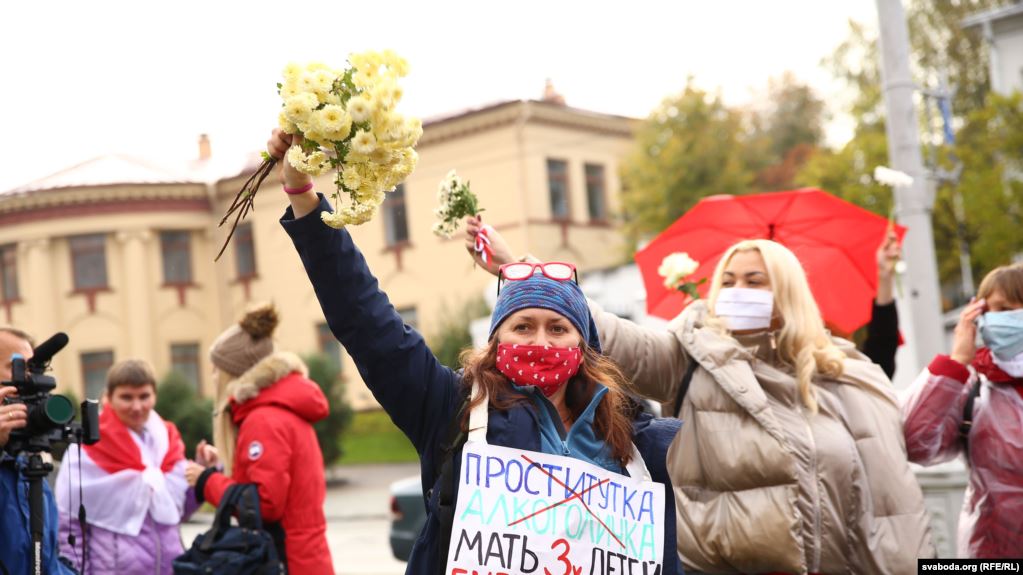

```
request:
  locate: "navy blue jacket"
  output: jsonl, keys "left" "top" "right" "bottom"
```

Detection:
{"left": 281, "top": 196, "right": 682, "bottom": 575}
{"left": 1, "top": 455, "right": 78, "bottom": 575}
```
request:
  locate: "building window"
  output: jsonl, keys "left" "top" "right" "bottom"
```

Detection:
{"left": 0, "top": 244, "right": 18, "bottom": 302}
{"left": 397, "top": 306, "right": 418, "bottom": 329}
{"left": 584, "top": 163, "right": 608, "bottom": 222}
{"left": 316, "top": 323, "right": 343, "bottom": 372}
{"left": 170, "top": 343, "right": 201, "bottom": 391}
{"left": 547, "top": 159, "right": 570, "bottom": 220}
{"left": 69, "top": 234, "right": 108, "bottom": 291}
{"left": 160, "top": 231, "right": 193, "bottom": 285}
{"left": 81, "top": 350, "right": 114, "bottom": 400}
{"left": 384, "top": 184, "right": 410, "bottom": 247}
{"left": 234, "top": 222, "right": 257, "bottom": 280}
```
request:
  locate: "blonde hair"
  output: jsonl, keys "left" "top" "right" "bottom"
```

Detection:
{"left": 708, "top": 239, "right": 845, "bottom": 412}
{"left": 211, "top": 368, "right": 240, "bottom": 476}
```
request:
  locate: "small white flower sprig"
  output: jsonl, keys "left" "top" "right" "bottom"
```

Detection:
{"left": 659, "top": 252, "right": 705, "bottom": 300}
{"left": 873, "top": 165, "right": 911, "bottom": 294}
{"left": 216, "top": 50, "right": 422, "bottom": 261}
{"left": 873, "top": 166, "right": 914, "bottom": 188}
{"left": 432, "top": 170, "right": 483, "bottom": 238}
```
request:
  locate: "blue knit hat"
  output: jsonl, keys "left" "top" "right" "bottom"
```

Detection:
{"left": 488, "top": 274, "right": 601, "bottom": 352}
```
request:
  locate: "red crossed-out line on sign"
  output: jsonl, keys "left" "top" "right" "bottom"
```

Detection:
{"left": 508, "top": 454, "right": 625, "bottom": 549}
{"left": 507, "top": 476, "right": 607, "bottom": 527}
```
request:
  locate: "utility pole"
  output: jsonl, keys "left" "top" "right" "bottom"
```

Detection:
{"left": 875, "top": 0, "right": 946, "bottom": 377}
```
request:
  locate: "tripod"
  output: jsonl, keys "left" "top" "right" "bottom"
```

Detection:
{"left": 21, "top": 451, "right": 52, "bottom": 575}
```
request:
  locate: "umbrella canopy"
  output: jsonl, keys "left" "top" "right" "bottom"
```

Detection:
{"left": 634, "top": 188, "right": 906, "bottom": 335}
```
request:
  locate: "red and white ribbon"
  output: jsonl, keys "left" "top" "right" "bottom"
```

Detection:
{"left": 475, "top": 224, "right": 494, "bottom": 265}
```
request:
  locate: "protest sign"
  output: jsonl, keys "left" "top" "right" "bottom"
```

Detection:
{"left": 444, "top": 442, "right": 665, "bottom": 575}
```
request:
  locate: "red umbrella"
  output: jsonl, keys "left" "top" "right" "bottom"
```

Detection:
{"left": 634, "top": 188, "right": 906, "bottom": 335}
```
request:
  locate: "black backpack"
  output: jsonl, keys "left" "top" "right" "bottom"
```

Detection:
{"left": 173, "top": 483, "right": 286, "bottom": 575}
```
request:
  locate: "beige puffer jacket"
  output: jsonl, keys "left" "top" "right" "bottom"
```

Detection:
{"left": 594, "top": 300, "right": 934, "bottom": 574}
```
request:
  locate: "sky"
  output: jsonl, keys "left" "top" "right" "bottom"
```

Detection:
{"left": 0, "top": 0, "right": 880, "bottom": 191}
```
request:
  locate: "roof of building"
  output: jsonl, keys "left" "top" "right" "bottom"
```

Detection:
{"left": 419, "top": 99, "right": 637, "bottom": 148}
{"left": 2, "top": 151, "right": 258, "bottom": 197}
{"left": 962, "top": 1, "right": 1023, "bottom": 28}
{"left": 2, "top": 154, "right": 197, "bottom": 196}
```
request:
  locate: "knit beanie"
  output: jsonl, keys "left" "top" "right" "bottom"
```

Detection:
{"left": 488, "top": 274, "right": 601, "bottom": 352}
{"left": 209, "top": 303, "right": 279, "bottom": 377}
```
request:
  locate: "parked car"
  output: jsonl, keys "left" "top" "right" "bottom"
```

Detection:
{"left": 388, "top": 475, "right": 425, "bottom": 561}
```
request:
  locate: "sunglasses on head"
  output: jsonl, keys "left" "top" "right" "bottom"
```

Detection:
{"left": 497, "top": 262, "right": 578, "bottom": 295}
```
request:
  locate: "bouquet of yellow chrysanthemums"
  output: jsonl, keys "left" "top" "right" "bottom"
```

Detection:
{"left": 217, "top": 50, "right": 422, "bottom": 260}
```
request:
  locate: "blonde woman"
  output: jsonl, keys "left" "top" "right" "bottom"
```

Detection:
{"left": 183, "top": 304, "right": 333, "bottom": 574}
{"left": 465, "top": 222, "right": 934, "bottom": 574}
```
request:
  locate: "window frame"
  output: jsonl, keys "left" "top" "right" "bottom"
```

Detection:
{"left": 80, "top": 350, "right": 114, "bottom": 400}
{"left": 170, "top": 342, "right": 202, "bottom": 391}
{"left": 68, "top": 233, "right": 109, "bottom": 292}
{"left": 0, "top": 243, "right": 19, "bottom": 302}
{"left": 234, "top": 222, "right": 258, "bottom": 280}
{"left": 316, "top": 323, "right": 343, "bottom": 372}
{"left": 383, "top": 184, "right": 411, "bottom": 248}
{"left": 546, "top": 158, "right": 571, "bottom": 221}
{"left": 584, "top": 162, "right": 609, "bottom": 224}
{"left": 160, "top": 230, "right": 194, "bottom": 286}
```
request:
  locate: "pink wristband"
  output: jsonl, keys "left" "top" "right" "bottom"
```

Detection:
{"left": 283, "top": 182, "right": 314, "bottom": 195}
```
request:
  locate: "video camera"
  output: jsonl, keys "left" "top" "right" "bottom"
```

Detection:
{"left": 2, "top": 332, "right": 99, "bottom": 456}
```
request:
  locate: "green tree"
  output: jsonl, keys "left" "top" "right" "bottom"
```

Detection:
{"left": 796, "top": 0, "right": 1021, "bottom": 307}
{"left": 154, "top": 371, "right": 213, "bottom": 459}
{"left": 428, "top": 296, "right": 490, "bottom": 370}
{"left": 620, "top": 81, "right": 753, "bottom": 247}
{"left": 746, "top": 72, "right": 827, "bottom": 191}
{"left": 303, "top": 352, "right": 353, "bottom": 466}
{"left": 941, "top": 93, "right": 1023, "bottom": 282}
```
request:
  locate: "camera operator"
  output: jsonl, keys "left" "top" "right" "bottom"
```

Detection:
{"left": 0, "top": 326, "right": 78, "bottom": 575}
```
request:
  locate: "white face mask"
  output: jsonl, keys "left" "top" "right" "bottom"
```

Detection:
{"left": 714, "top": 287, "right": 774, "bottom": 331}
{"left": 993, "top": 350, "right": 1023, "bottom": 378}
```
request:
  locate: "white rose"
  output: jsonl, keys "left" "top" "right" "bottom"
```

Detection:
{"left": 658, "top": 252, "right": 699, "bottom": 289}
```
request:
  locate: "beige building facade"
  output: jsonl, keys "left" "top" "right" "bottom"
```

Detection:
{"left": 0, "top": 99, "right": 635, "bottom": 409}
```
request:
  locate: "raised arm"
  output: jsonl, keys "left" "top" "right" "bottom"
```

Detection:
{"left": 589, "top": 299, "right": 689, "bottom": 405}
{"left": 271, "top": 131, "right": 460, "bottom": 453}
{"left": 900, "top": 299, "right": 986, "bottom": 464}
{"left": 862, "top": 230, "right": 900, "bottom": 377}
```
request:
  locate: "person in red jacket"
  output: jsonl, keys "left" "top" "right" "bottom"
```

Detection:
{"left": 902, "top": 263, "right": 1023, "bottom": 558}
{"left": 184, "top": 303, "right": 334, "bottom": 574}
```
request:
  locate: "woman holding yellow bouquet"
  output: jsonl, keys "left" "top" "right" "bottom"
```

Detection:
{"left": 268, "top": 129, "right": 684, "bottom": 575}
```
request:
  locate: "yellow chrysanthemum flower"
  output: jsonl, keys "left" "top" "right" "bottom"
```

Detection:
{"left": 351, "top": 130, "right": 377, "bottom": 156}
{"left": 287, "top": 146, "right": 309, "bottom": 171}
{"left": 380, "top": 50, "right": 409, "bottom": 77}
{"left": 320, "top": 210, "right": 346, "bottom": 228}
{"left": 312, "top": 105, "right": 352, "bottom": 142}
{"left": 347, "top": 95, "right": 373, "bottom": 124}
{"left": 340, "top": 166, "right": 362, "bottom": 191}
{"left": 282, "top": 63, "right": 303, "bottom": 82}
{"left": 284, "top": 93, "right": 318, "bottom": 124}
{"left": 278, "top": 111, "right": 298, "bottom": 135}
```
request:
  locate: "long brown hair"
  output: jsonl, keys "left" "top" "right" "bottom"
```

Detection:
{"left": 458, "top": 339, "right": 635, "bottom": 465}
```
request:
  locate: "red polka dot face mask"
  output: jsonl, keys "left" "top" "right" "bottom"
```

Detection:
{"left": 495, "top": 343, "right": 583, "bottom": 396}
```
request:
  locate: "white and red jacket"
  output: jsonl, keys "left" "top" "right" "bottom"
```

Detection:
{"left": 901, "top": 348, "right": 1023, "bottom": 558}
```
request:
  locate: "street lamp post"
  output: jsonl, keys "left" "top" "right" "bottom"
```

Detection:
{"left": 875, "top": 0, "right": 946, "bottom": 377}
